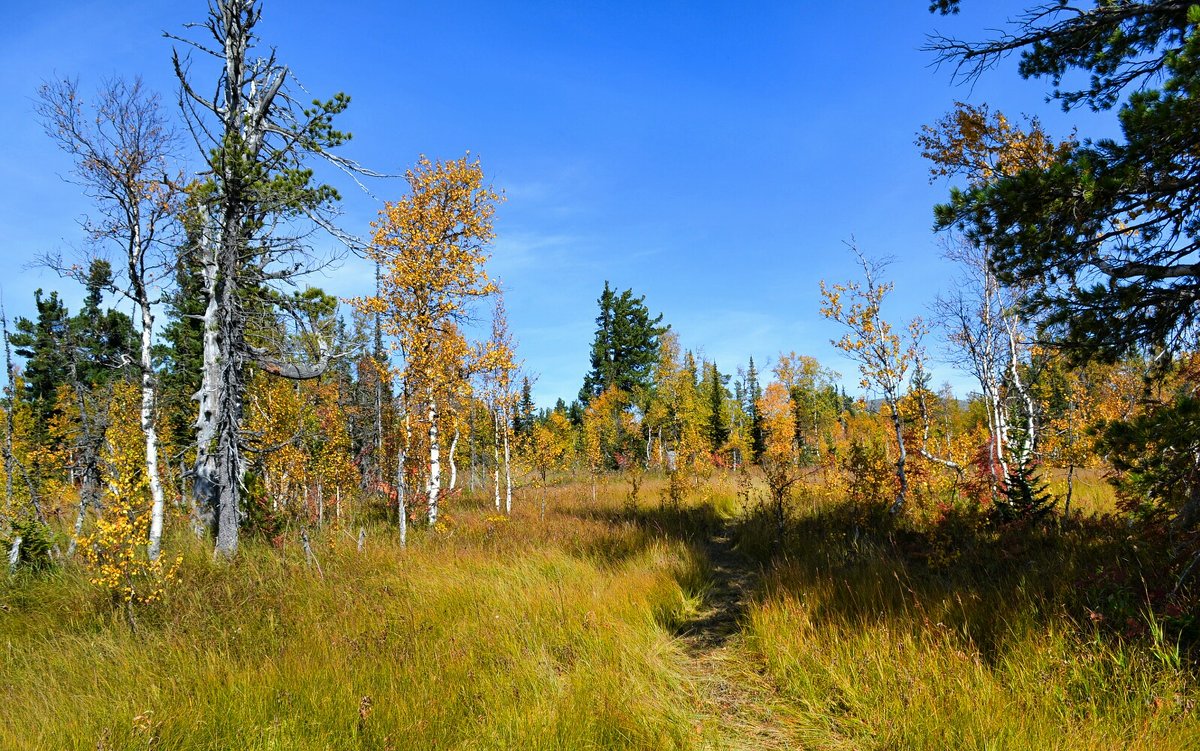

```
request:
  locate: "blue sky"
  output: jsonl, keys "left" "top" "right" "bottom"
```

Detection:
{"left": 1, "top": 1, "right": 1119, "bottom": 407}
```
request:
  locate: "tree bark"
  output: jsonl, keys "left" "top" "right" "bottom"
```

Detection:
{"left": 7, "top": 536, "right": 20, "bottom": 575}
{"left": 425, "top": 388, "right": 441, "bottom": 527}
{"left": 398, "top": 410, "right": 409, "bottom": 548}
{"left": 502, "top": 404, "right": 513, "bottom": 515}
{"left": 137, "top": 255, "right": 167, "bottom": 560}
{"left": 2, "top": 303, "right": 14, "bottom": 521}
{"left": 193, "top": 213, "right": 222, "bottom": 539}
{"left": 448, "top": 428, "right": 459, "bottom": 491}
{"left": 887, "top": 391, "right": 909, "bottom": 515}
{"left": 492, "top": 406, "right": 502, "bottom": 512}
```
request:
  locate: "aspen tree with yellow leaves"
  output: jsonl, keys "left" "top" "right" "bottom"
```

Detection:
{"left": 476, "top": 296, "right": 519, "bottom": 514}
{"left": 77, "top": 381, "right": 181, "bottom": 629}
{"left": 354, "top": 154, "right": 501, "bottom": 528}
{"left": 820, "top": 245, "right": 922, "bottom": 513}
{"left": 758, "top": 380, "right": 803, "bottom": 544}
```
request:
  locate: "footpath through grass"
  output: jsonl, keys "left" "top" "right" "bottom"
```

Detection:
{"left": 3, "top": 476, "right": 1199, "bottom": 749}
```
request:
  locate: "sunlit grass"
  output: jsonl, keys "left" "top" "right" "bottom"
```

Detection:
{"left": 732, "top": 486, "right": 1200, "bottom": 750}
{"left": 0, "top": 487, "right": 703, "bottom": 750}
{"left": 3, "top": 471, "right": 1197, "bottom": 750}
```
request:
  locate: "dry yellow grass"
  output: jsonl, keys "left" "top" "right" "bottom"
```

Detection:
{"left": 3, "top": 472, "right": 1197, "bottom": 750}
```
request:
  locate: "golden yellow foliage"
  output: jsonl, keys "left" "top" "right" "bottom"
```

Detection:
{"left": 77, "top": 381, "right": 180, "bottom": 607}
{"left": 918, "top": 101, "right": 1074, "bottom": 186}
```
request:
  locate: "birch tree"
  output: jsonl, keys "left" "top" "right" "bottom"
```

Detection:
{"left": 354, "top": 154, "right": 500, "bottom": 528}
{"left": 919, "top": 103, "right": 1069, "bottom": 496}
{"left": 36, "top": 77, "right": 179, "bottom": 561}
{"left": 820, "top": 245, "right": 921, "bottom": 513}
{"left": 480, "top": 296, "right": 518, "bottom": 514}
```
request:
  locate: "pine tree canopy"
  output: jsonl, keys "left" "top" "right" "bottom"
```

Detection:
{"left": 928, "top": 1, "right": 1200, "bottom": 361}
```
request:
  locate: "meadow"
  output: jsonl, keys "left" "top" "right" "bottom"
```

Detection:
{"left": 2, "top": 473, "right": 1198, "bottom": 750}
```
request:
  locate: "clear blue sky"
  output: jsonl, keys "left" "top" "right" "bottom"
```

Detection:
{"left": 1, "top": 1, "right": 1118, "bottom": 407}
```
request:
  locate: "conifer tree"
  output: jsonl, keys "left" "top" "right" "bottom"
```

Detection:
{"left": 702, "top": 362, "right": 730, "bottom": 454}
{"left": 745, "top": 357, "right": 765, "bottom": 463}
{"left": 579, "top": 282, "right": 668, "bottom": 404}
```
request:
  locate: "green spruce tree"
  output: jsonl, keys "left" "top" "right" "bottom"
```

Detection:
{"left": 579, "top": 281, "right": 668, "bottom": 404}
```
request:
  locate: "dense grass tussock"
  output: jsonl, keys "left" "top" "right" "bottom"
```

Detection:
{"left": 0, "top": 490, "right": 704, "bottom": 751}
{"left": 732, "top": 485, "right": 1200, "bottom": 750}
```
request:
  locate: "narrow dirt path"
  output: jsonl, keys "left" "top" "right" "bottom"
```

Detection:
{"left": 676, "top": 521, "right": 804, "bottom": 750}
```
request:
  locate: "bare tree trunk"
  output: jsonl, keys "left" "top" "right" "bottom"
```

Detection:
{"left": 469, "top": 415, "right": 479, "bottom": 493}
{"left": 193, "top": 214, "right": 222, "bottom": 539}
{"left": 987, "top": 382, "right": 1009, "bottom": 493}
{"left": 492, "top": 406, "right": 502, "bottom": 512}
{"left": 7, "top": 536, "right": 20, "bottom": 575}
{"left": 212, "top": 226, "right": 246, "bottom": 557}
{"left": 1063, "top": 462, "right": 1075, "bottom": 525}
{"left": 1006, "top": 322, "right": 1038, "bottom": 466}
{"left": 66, "top": 378, "right": 102, "bottom": 558}
{"left": 449, "top": 428, "right": 459, "bottom": 491}
{"left": 502, "top": 404, "right": 512, "bottom": 515}
{"left": 138, "top": 274, "right": 167, "bottom": 560}
{"left": 300, "top": 527, "right": 322, "bottom": 578}
{"left": 426, "top": 389, "right": 441, "bottom": 527}
{"left": 397, "top": 411, "right": 409, "bottom": 548}
{"left": 176, "top": 2, "right": 341, "bottom": 558}
{"left": 2, "top": 302, "right": 14, "bottom": 521}
{"left": 373, "top": 261, "right": 384, "bottom": 487}
{"left": 887, "top": 392, "right": 908, "bottom": 515}
{"left": 67, "top": 495, "right": 87, "bottom": 558}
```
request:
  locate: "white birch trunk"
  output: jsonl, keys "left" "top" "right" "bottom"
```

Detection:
{"left": 397, "top": 414, "right": 408, "bottom": 548}
{"left": 886, "top": 386, "right": 909, "bottom": 515}
{"left": 139, "top": 278, "right": 167, "bottom": 561}
{"left": 2, "top": 303, "right": 15, "bottom": 520}
{"left": 502, "top": 404, "right": 513, "bottom": 515}
{"left": 492, "top": 406, "right": 502, "bottom": 512}
{"left": 426, "top": 389, "right": 441, "bottom": 527}
{"left": 7, "top": 536, "right": 20, "bottom": 574}
{"left": 1006, "top": 321, "right": 1037, "bottom": 466}
{"left": 448, "top": 428, "right": 459, "bottom": 491}
{"left": 67, "top": 494, "right": 86, "bottom": 558}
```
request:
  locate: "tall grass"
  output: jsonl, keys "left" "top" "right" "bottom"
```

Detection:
{"left": 4, "top": 472, "right": 1198, "bottom": 749}
{"left": 733, "top": 487, "right": 1200, "bottom": 750}
{"left": 0, "top": 488, "right": 704, "bottom": 750}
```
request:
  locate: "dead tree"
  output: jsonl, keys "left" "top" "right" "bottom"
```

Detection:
{"left": 170, "top": 0, "right": 373, "bottom": 556}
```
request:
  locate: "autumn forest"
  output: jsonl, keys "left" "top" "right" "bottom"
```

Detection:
{"left": 3, "top": 1, "right": 1200, "bottom": 749}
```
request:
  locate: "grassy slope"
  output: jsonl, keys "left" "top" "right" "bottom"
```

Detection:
{"left": 3, "top": 475, "right": 1198, "bottom": 750}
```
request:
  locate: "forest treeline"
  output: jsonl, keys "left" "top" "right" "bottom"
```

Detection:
{"left": 1, "top": 0, "right": 1198, "bottom": 645}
